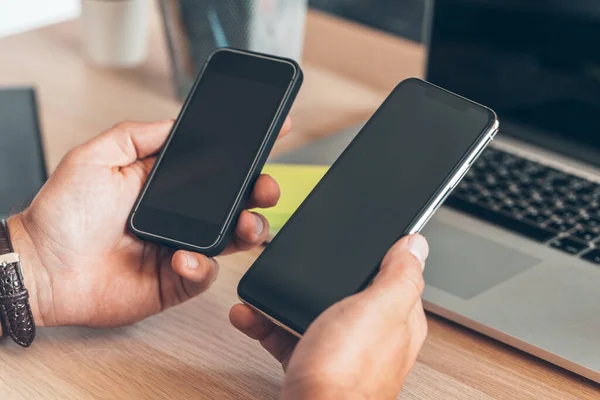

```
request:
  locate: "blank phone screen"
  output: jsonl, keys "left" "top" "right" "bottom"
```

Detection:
{"left": 239, "top": 79, "right": 495, "bottom": 334}
{"left": 133, "top": 50, "right": 295, "bottom": 248}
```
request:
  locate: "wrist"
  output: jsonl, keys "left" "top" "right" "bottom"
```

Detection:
{"left": 5, "top": 214, "right": 50, "bottom": 329}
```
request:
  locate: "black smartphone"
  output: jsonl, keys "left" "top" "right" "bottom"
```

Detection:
{"left": 238, "top": 78, "right": 498, "bottom": 335}
{"left": 129, "top": 48, "right": 303, "bottom": 256}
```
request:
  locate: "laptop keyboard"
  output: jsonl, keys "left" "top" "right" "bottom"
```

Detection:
{"left": 445, "top": 147, "right": 600, "bottom": 265}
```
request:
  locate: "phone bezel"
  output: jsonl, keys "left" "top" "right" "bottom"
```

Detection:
{"left": 128, "top": 48, "right": 301, "bottom": 255}
{"left": 238, "top": 78, "right": 499, "bottom": 336}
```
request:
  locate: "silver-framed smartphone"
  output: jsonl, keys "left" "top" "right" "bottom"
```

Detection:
{"left": 238, "top": 78, "right": 499, "bottom": 336}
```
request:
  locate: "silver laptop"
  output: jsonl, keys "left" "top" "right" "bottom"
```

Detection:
{"left": 275, "top": 0, "right": 600, "bottom": 382}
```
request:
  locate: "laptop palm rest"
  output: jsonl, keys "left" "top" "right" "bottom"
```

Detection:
{"left": 422, "top": 219, "right": 540, "bottom": 299}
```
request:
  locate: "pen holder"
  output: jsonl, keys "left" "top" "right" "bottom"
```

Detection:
{"left": 160, "top": 0, "right": 307, "bottom": 99}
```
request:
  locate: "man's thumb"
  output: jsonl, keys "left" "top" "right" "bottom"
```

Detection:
{"left": 383, "top": 234, "right": 429, "bottom": 271}
{"left": 363, "top": 234, "right": 429, "bottom": 314}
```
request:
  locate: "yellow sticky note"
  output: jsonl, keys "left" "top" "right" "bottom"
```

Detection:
{"left": 254, "top": 163, "right": 329, "bottom": 232}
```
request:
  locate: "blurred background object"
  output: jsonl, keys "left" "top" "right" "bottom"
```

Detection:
{"left": 309, "top": 0, "right": 426, "bottom": 42}
{"left": 160, "top": 0, "right": 307, "bottom": 99}
{"left": 0, "top": 0, "right": 424, "bottom": 97}
{"left": 0, "top": 0, "right": 79, "bottom": 37}
{"left": 250, "top": 0, "right": 306, "bottom": 61}
{"left": 81, "top": 0, "right": 150, "bottom": 67}
{"left": 160, "top": 0, "right": 430, "bottom": 99}
{"left": 0, "top": 88, "right": 47, "bottom": 217}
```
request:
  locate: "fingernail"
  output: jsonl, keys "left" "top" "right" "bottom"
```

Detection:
{"left": 407, "top": 235, "right": 429, "bottom": 270}
{"left": 254, "top": 214, "right": 264, "bottom": 235}
{"left": 185, "top": 252, "right": 199, "bottom": 270}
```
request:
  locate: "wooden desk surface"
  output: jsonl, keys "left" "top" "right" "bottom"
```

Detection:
{"left": 0, "top": 7, "right": 598, "bottom": 400}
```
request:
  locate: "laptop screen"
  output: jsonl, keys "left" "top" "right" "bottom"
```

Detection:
{"left": 426, "top": 0, "right": 600, "bottom": 166}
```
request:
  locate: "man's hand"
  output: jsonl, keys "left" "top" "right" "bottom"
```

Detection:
{"left": 230, "top": 234, "right": 429, "bottom": 400}
{"left": 8, "top": 118, "right": 290, "bottom": 328}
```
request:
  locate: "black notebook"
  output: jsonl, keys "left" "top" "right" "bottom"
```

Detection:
{"left": 0, "top": 88, "right": 47, "bottom": 217}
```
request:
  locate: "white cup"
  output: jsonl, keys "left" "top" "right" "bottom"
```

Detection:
{"left": 81, "top": 0, "right": 150, "bottom": 67}
{"left": 249, "top": 0, "right": 307, "bottom": 62}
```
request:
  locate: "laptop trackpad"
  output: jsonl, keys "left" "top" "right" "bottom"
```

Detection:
{"left": 422, "top": 220, "right": 541, "bottom": 299}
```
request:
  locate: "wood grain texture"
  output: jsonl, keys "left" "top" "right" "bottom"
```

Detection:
{"left": 0, "top": 4, "right": 598, "bottom": 399}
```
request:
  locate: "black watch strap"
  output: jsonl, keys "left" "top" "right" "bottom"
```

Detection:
{"left": 0, "top": 219, "right": 36, "bottom": 347}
